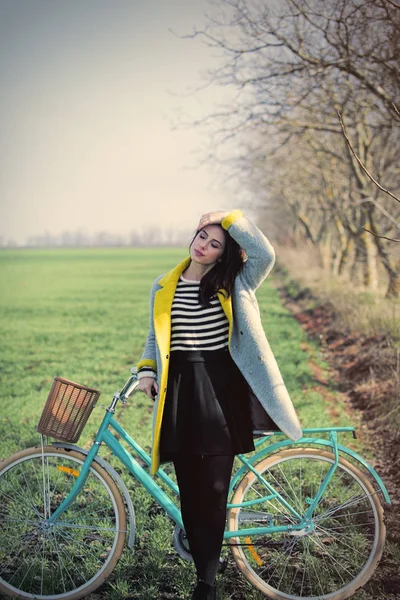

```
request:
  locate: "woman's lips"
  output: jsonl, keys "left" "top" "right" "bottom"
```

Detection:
{"left": 194, "top": 249, "right": 204, "bottom": 257}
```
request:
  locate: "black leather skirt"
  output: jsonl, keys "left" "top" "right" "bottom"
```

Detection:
{"left": 159, "top": 348, "right": 255, "bottom": 461}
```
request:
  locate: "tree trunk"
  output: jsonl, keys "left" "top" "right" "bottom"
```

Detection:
{"left": 360, "top": 228, "right": 379, "bottom": 290}
{"left": 350, "top": 236, "right": 364, "bottom": 285}
{"left": 338, "top": 236, "right": 354, "bottom": 276}
{"left": 320, "top": 231, "right": 332, "bottom": 271}
{"left": 333, "top": 216, "right": 353, "bottom": 277}
{"left": 368, "top": 208, "right": 400, "bottom": 298}
{"left": 372, "top": 236, "right": 400, "bottom": 298}
{"left": 332, "top": 247, "right": 341, "bottom": 277}
{"left": 385, "top": 259, "right": 400, "bottom": 298}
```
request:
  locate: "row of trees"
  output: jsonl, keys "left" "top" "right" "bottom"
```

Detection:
{"left": 0, "top": 227, "right": 191, "bottom": 248}
{"left": 192, "top": 0, "right": 400, "bottom": 296}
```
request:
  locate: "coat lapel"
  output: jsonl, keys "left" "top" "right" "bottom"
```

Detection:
{"left": 153, "top": 257, "right": 191, "bottom": 357}
{"left": 217, "top": 291, "right": 233, "bottom": 344}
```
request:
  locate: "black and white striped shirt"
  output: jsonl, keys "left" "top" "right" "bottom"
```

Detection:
{"left": 170, "top": 275, "right": 229, "bottom": 351}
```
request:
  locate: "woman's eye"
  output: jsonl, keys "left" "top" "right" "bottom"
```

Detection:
{"left": 212, "top": 243, "right": 220, "bottom": 249}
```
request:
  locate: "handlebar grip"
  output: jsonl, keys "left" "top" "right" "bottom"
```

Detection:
{"left": 120, "top": 375, "right": 139, "bottom": 400}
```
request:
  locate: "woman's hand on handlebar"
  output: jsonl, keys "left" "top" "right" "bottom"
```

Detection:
{"left": 138, "top": 377, "right": 159, "bottom": 401}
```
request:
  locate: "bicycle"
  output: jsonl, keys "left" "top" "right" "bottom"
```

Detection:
{"left": 0, "top": 373, "right": 391, "bottom": 600}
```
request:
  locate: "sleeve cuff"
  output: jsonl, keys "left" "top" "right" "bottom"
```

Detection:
{"left": 137, "top": 369, "right": 157, "bottom": 380}
{"left": 221, "top": 210, "right": 244, "bottom": 230}
{"left": 137, "top": 358, "right": 157, "bottom": 372}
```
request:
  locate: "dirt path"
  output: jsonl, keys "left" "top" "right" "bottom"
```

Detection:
{"left": 275, "top": 281, "right": 400, "bottom": 599}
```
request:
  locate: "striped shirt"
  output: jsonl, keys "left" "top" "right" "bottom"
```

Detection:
{"left": 170, "top": 275, "right": 229, "bottom": 352}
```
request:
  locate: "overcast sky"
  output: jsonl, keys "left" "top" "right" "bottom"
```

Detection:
{"left": 0, "top": 0, "right": 242, "bottom": 245}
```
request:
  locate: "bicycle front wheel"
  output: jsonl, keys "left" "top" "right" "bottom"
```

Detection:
{"left": 228, "top": 448, "right": 385, "bottom": 600}
{"left": 0, "top": 446, "right": 127, "bottom": 600}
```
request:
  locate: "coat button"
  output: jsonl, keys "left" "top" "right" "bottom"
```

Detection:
{"left": 258, "top": 355, "right": 262, "bottom": 361}
{"left": 240, "top": 331, "right": 244, "bottom": 335}
{"left": 166, "top": 354, "right": 169, "bottom": 359}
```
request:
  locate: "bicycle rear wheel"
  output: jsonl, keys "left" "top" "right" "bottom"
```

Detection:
{"left": 0, "top": 446, "right": 126, "bottom": 600}
{"left": 228, "top": 448, "right": 385, "bottom": 600}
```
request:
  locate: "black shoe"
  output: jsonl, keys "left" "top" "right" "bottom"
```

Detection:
{"left": 191, "top": 579, "right": 216, "bottom": 600}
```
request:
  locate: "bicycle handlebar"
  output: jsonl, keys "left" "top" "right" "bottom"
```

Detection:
{"left": 118, "top": 372, "right": 140, "bottom": 402}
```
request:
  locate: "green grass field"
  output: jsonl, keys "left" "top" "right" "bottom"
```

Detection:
{"left": 0, "top": 248, "right": 388, "bottom": 600}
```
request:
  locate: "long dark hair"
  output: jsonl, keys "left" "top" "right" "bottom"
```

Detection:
{"left": 189, "top": 226, "right": 244, "bottom": 307}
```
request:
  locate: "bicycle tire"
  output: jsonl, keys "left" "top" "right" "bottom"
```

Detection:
{"left": 228, "top": 448, "right": 385, "bottom": 600}
{"left": 0, "top": 446, "right": 127, "bottom": 600}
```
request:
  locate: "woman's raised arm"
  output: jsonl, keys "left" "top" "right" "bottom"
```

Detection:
{"left": 198, "top": 210, "right": 275, "bottom": 291}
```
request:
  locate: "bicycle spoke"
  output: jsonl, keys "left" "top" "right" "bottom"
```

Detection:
{"left": 316, "top": 492, "right": 372, "bottom": 521}
{"left": 314, "top": 523, "right": 370, "bottom": 559}
{"left": 0, "top": 510, "right": 39, "bottom": 528}
{"left": 310, "top": 542, "right": 326, "bottom": 598}
{"left": 58, "top": 535, "right": 89, "bottom": 587}
{"left": 311, "top": 533, "right": 354, "bottom": 582}
{"left": 250, "top": 478, "right": 299, "bottom": 525}
{"left": 2, "top": 472, "right": 44, "bottom": 520}
{"left": 262, "top": 475, "right": 303, "bottom": 522}
{"left": 58, "top": 522, "right": 123, "bottom": 534}
{"left": 47, "top": 532, "right": 77, "bottom": 592}
{"left": 55, "top": 523, "right": 116, "bottom": 555}
{"left": 260, "top": 468, "right": 300, "bottom": 516}
{"left": 1, "top": 535, "right": 41, "bottom": 582}
{"left": 276, "top": 538, "right": 297, "bottom": 589}
{"left": 23, "top": 459, "right": 44, "bottom": 516}
{"left": 320, "top": 520, "right": 376, "bottom": 532}
{"left": 54, "top": 533, "right": 109, "bottom": 560}
{"left": 8, "top": 540, "right": 42, "bottom": 590}
{"left": 276, "top": 462, "right": 303, "bottom": 512}
{"left": 302, "top": 537, "right": 311, "bottom": 595}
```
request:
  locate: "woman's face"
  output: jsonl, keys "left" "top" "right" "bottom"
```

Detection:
{"left": 190, "top": 225, "right": 226, "bottom": 267}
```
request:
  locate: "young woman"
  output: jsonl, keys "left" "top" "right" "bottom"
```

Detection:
{"left": 136, "top": 209, "right": 302, "bottom": 600}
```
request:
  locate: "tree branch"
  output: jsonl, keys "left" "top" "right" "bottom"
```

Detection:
{"left": 363, "top": 228, "right": 400, "bottom": 242}
{"left": 337, "top": 110, "right": 400, "bottom": 204}
{"left": 385, "top": 0, "right": 400, "bottom": 9}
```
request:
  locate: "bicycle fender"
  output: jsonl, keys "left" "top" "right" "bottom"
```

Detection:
{"left": 232, "top": 437, "right": 391, "bottom": 504}
{"left": 51, "top": 442, "right": 136, "bottom": 549}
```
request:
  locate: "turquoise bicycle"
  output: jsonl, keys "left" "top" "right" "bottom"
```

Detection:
{"left": 0, "top": 373, "right": 390, "bottom": 600}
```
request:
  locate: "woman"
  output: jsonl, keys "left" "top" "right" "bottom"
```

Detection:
{"left": 136, "top": 209, "right": 302, "bottom": 600}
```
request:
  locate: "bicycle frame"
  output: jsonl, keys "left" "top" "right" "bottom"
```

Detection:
{"left": 47, "top": 374, "right": 391, "bottom": 545}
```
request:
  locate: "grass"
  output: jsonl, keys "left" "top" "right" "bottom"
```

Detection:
{"left": 0, "top": 248, "right": 389, "bottom": 600}
{"left": 275, "top": 245, "right": 400, "bottom": 346}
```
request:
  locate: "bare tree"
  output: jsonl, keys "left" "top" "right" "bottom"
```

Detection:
{"left": 186, "top": 0, "right": 400, "bottom": 295}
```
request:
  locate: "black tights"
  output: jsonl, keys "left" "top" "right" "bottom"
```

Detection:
{"left": 173, "top": 454, "right": 234, "bottom": 585}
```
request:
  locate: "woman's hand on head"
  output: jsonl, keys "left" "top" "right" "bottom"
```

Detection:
{"left": 138, "top": 377, "right": 159, "bottom": 401}
{"left": 197, "top": 211, "right": 230, "bottom": 231}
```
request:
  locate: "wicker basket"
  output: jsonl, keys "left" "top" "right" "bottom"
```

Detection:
{"left": 37, "top": 377, "right": 101, "bottom": 443}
